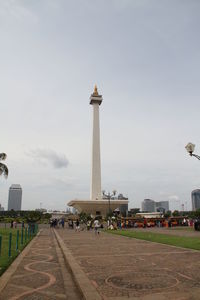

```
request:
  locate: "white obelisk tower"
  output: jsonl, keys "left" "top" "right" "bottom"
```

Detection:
{"left": 90, "top": 85, "right": 103, "bottom": 201}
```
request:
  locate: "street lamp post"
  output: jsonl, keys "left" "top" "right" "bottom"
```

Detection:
{"left": 102, "top": 190, "right": 117, "bottom": 215}
{"left": 185, "top": 143, "right": 200, "bottom": 160}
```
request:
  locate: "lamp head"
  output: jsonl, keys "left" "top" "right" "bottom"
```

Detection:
{"left": 185, "top": 142, "right": 195, "bottom": 155}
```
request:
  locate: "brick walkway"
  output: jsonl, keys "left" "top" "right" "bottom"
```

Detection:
{"left": 0, "top": 229, "right": 82, "bottom": 300}
{"left": 57, "top": 228, "right": 200, "bottom": 300}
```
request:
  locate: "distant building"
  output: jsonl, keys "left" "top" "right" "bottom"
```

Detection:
{"left": 136, "top": 212, "right": 162, "bottom": 218}
{"left": 156, "top": 201, "right": 169, "bottom": 213}
{"left": 71, "top": 207, "right": 78, "bottom": 214}
{"left": 8, "top": 184, "right": 22, "bottom": 211}
{"left": 191, "top": 189, "right": 200, "bottom": 211}
{"left": 117, "top": 194, "right": 128, "bottom": 216}
{"left": 141, "top": 199, "right": 169, "bottom": 213}
{"left": 142, "top": 199, "right": 156, "bottom": 212}
{"left": 102, "top": 193, "right": 128, "bottom": 216}
{"left": 117, "top": 194, "right": 128, "bottom": 200}
{"left": 35, "top": 208, "right": 47, "bottom": 213}
{"left": 128, "top": 208, "right": 140, "bottom": 217}
{"left": 0, "top": 204, "right": 4, "bottom": 211}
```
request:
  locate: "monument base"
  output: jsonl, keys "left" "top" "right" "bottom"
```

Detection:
{"left": 68, "top": 199, "right": 128, "bottom": 217}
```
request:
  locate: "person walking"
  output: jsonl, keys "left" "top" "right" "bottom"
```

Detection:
{"left": 75, "top": 219, "right": 80, "bottom": 232}
{"left": 87, "top": 220, "right": 91, "bottom": 231}
{"left": 94, "top": 219, "right": 100, "bottom": 235}
{"left": 10, "top": 220, "right": 13, "bottom": 228}
{"left": 61, "top": 218, "right": 65, "bottom": 228}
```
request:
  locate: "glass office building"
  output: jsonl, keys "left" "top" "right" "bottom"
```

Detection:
{"left": 8, "top": 184, "right": 22, "bottom": 211}
{"left": 191, "top": 189, "right": 200, "bottom": 211}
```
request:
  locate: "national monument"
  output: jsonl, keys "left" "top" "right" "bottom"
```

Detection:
{"left": 68, "top": 86, "right": 128, "bottom": 216}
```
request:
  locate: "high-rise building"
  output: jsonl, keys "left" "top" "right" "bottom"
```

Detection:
{"left": 8, "top": 184, "right": 22, "bottom": 211}
{"left": 142, "top": 199, "right": 156, "bottom": 212}
{"left": 141, "top": 199, "right": 169, "bottom": 213}
{"left": 156, "top": 201, "right": 169, "bottom": 213}
{"left": 191, "top": 189, "right": 200, "bottom": 211}
{"left": 0, "top": 204, "right": 4, "bottom": 211}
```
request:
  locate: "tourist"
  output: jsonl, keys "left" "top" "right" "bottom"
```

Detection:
{"left": 60, "top": 218, "right": 65, "bottom": 228}
{"left": 107, "top": 219, "right": 110, "bottom": 229}
{"left": 110, "top": 223, "right": 114, "bottom": 230}
{"left": 87, "top": 220, "right": 91, "bottom": 230}
{"left": 94, "top": 218, "right": 100, "bottom": 235}
{"left": 75, "top": 219, "right": 80, "bottom": 232}
{"left": 10, "top": 220, "right": 13, "bottom": 228}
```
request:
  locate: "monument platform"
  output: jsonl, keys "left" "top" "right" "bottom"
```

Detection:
{"left": 68, "top": 199, "right": 128, "bottom": 217}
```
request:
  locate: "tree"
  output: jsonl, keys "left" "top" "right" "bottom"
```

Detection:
{"left": 172, "top": 210, "right": 180, "bottom": 217}
{"left": 79, "top": 212, "right": 92, "bottom": 224}
{"left": 0, "top": 153, "right": 8, "bottom": 178}
{"left": 164, "top": 210, "right": 171, "bottom": 218}
{"left": 25, "top": 211, "right": 42, "bottom": 223}
{"left": 194, "top": 209, "right": 200, "bottom": 218}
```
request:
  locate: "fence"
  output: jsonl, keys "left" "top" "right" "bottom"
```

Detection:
{"left": 0, "top": 223, "right": 38, "bottom": 275}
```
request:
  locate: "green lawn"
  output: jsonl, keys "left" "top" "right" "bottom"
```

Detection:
{"left": 107, "top": 229, "right": 200, "bottom": 250}
{"left": 0, "top": 228, "right": 34, "bottom": 276}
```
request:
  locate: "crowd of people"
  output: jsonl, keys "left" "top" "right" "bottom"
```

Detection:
{"left": 49, "top": 217, "right": 105, "bottom": 234}
{"left": 50, "top": 218, "right": 65, "bottom": 228}
{"left": 116, "top": 217, "right": 195, "bottom": 229}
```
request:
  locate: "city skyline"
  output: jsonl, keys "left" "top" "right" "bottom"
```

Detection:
{"left": 0, "top": 1, "right": 200, "bottom": 211}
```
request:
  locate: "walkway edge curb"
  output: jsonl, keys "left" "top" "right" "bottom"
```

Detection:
{"left": 54, "top": 229, "right": 102, "bottom": 300}
{"left": 0, "top": 230, "right": 41, "bottom": 294}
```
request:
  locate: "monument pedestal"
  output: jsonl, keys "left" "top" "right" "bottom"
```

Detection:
{"left": 68, "top": 199, "right": 128, "bottom": 217}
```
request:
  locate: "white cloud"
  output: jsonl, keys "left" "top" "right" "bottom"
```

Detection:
{"left": 27, "top": 148, "right": 69, "bottom": 169}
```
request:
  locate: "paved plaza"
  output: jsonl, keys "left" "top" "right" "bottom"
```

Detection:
{"left": 57, "top": 228, "right": 200, "bottom": 300}
{"left": 1, "top": 228, "right": 200, "bottom": 299}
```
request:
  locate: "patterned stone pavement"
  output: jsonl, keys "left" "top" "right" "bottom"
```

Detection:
{"left": 0, "top": 229, "right": 82, "bottom": 300}
{"left": 57, "top": 229, "right": 200, "bottom": 300}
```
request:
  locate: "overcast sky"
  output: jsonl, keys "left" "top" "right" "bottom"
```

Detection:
{"left": 0, "top": 0, "right": 200, "bottom": 211}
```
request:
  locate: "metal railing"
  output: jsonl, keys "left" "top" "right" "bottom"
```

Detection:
{"left": 0, "top": 223, "right": 38, "bottom": 260}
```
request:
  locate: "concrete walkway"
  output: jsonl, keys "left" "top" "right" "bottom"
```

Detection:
{"left": 0, "top": 229, "right": 82, "bottom": 300}
{"left": 57, "top": 228, "right": 200, "bottom": 300}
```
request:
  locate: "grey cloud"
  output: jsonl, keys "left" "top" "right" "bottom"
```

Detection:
{"left": 28, "top": 148, "right": 69, "bottom": 169}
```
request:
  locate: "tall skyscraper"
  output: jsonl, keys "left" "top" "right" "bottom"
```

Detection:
{"left": 191, "top": 189, "right": 200, "bottom": 211}
{"left": 8, "top": 184, "right": 22, "bottom": 211}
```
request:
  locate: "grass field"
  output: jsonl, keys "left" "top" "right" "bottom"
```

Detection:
{"left": 107, "top": 229, "right": 200, "bottom": 250}
{"left": 0, "top": 228, "right": 33, "bottom": 276}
